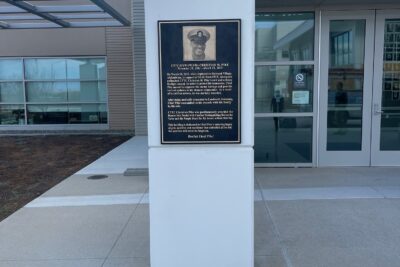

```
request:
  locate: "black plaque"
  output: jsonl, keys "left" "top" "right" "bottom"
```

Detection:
{"left": 158, "top": 19, "right": 241, "bottom": 144}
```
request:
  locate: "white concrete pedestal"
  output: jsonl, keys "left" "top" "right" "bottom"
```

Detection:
{"left": 145, "top": 0, "right": 254, "bottom": 266}
{"left": 149, "top": 147, "right": 253, "bottom": 266}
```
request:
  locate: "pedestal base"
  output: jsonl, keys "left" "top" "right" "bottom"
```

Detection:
{"left": 149, "top": 146, "right": 254, "bottom": 267}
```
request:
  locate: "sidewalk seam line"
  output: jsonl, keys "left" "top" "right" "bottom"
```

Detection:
{"left": 255, "top": 177, "right": 294, "bottom": 267}
{"left": 100, "top": 188, "right": 148, "bottom": 267}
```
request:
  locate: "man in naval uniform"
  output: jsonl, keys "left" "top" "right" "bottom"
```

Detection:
{"left": 187, "top": 28, "right": 211, "bottom": 61}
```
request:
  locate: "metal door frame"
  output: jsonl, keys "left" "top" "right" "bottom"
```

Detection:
{"left": 317, "top": 10, "right": 375, "bottom": 166}
{"left": 371, "top": 10, "right": 400, "bottom": 166}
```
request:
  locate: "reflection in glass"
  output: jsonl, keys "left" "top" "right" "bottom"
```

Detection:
{"left": 255, "top": 65, "right": 313, "bottom": 113}
{"left": 67, "top": 59, "right": 106, "bottom": 80}
{"left": 69, "top": 104, "right": 107, "bottom": 124}
{"left": 0, "top": 60, "right": 23, "bottom": 80}
{"left": 25, "top": 59, "right": 66, "bottom": 80}
{"left": 380, "top": 19, "right": 400, "bottom": 150}
{"left": 26, "top": 82, "right": 67, "bottom": 103}
{"left": 0, "top": 105, "right": 25, "bottom": 125}
{"left": 68, "top": 81, "right": 107, "bottom": 102}
{"left": 327, "top": 20, "right": 365, "bottom": 151}
{"left": 255, "top": 117, "right": 313, "bottom": 163}
{"left": 27, "top": 104, "right": 108, "bottom": 125}
{"left": 27, "top": 105, "right": 68, "bottom": 124}
{"left": 255, "top": 13, "right": 314, "bottom": 62}
{"left": 0, "top": 82, "right": 24, "bottom": 103}
{"left": 0, "top": 57, "right": 108, "bottom": 126}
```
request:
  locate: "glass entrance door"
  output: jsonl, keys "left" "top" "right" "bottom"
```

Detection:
{"left": 254, "top": 12, "right": 316, "bottom": 167}
{"left": 371, "top": 11, "right": 400, "bottom": 166}
{"left": 318, "top": 11, "right": 375, "bottom": 166}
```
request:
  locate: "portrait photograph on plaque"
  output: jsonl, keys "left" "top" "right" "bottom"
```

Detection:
{"left": 158, "top": 19, "right": 241, "bottom": 144}
{"left": 182, "top": 26, "right": 216, "bottom": 61}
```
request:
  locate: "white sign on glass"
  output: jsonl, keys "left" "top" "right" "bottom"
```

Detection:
{"left": 292, "top": 90, "right": 309, "bottom": 105}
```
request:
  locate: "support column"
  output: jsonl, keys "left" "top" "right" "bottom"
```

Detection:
{"left": 145, "top": 0, "right": 254, "bottom": 266}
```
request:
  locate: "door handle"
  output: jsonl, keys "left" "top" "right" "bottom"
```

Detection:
{"left": 373, "top": 103, "right": 383, "bottom": 115}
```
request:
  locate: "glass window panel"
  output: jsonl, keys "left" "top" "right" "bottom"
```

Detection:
{"left": 255, "top": 12, "right": 314, "bottom": 62}
{"left": 68, "top": 104, "right": 107, "bottom": 124}
{"left": 0, "top": 105, "right": 25, "bottom": 125}
{"left": 98, "top": 104, "right": 108, "bottom": 123}
{"left": 26, "top": 82, "right": 67, "bottom": 103}
{"left": 380, "top": 112, "right": 400, "bottom": 150}
{"left": 380, "top": 19, "right": 400, "bottom": 150}
{"left": 343, "top": 33, "right": 349, "bottom": 53}
{"left": 333, "top": 38, "right": 337, "bottom": 65}
{"left": 0, "top": 57, "right": 109, "bottom": 126}
{"left": 327, "top": 20, "right": 365, "bottom": 151}
{"left": 27, "top": 104, "right": 68, "bottom": 124}
{"left": 98, "top": 81, "right": 107, "bottom": 102}
{"left": 255, "top": 117, "right": 313, "bottom": 163}
{"left": 0, "top": 59, "right": 23, "bottom": 80}
{"left": 68, "top": 81, "right": 107, "bottom": 102}
{"left": 0, "top": 82, "right": 24, "bottom": 103}
{"left": 67, "top": 58, "right": 106, "bottom": 80}
{"left": 255, "top": 65, "right": 313, "bottom": 113}
{"left": 25, "top": 59, "right": 66, "bottom": 80}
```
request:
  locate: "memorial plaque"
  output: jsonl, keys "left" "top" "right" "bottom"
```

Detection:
{"left": 158, "top": 19, "right": 241, "bottom": 144}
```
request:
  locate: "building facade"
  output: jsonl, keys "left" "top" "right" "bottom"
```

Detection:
{"left": 0, "top": 0, "right": 134, "bottom": 132}
{"left": 1, "top": 0, "right": 400, "bottom": 167}
{"left": 253, "top": 1, "right": 400, "bottom": 167}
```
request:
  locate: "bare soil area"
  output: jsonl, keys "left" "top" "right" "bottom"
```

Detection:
{"left": 0, "top": 135, "right": 131, "bottom": 222}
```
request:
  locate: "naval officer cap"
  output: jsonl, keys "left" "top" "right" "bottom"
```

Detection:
{"left": 187, "top": 29, "right": 210, "bottom": 44}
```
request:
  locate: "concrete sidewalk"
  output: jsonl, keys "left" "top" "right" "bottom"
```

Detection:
{"left": 77, "top": 136, "right": 148, "bottom": 175}
{"left": 2, "top": 136, "right": 400, "bottom": 266}
{"left": 0, "top": 136, "right": 150, "bottom": 267}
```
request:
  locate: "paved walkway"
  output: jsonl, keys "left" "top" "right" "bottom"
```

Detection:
{"left": 1, "top": 136, "right": 400, "bottom": 266}
{"left": 0, "top": 137, "right": 149, "bottom": 267}
{"left": 77, "top": 136, "right": 148, "bottom": 175}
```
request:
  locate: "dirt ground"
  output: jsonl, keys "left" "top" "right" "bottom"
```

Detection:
{"left": 0, "top": 135, "right": 131, "bottom": 222}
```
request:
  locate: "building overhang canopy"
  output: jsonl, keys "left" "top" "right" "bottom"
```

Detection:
{"left": 257, "top": 0, "right": 400, "bottom": 8}
{"left": 0, "top": 0, "right": 130, "bottom": 29}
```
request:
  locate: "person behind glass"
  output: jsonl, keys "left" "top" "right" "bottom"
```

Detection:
{"left": 335, "top": 82, "right": 349, "bottom": 130}
{"left": 271, "top": 90, "right": 284, "bottom": 131}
